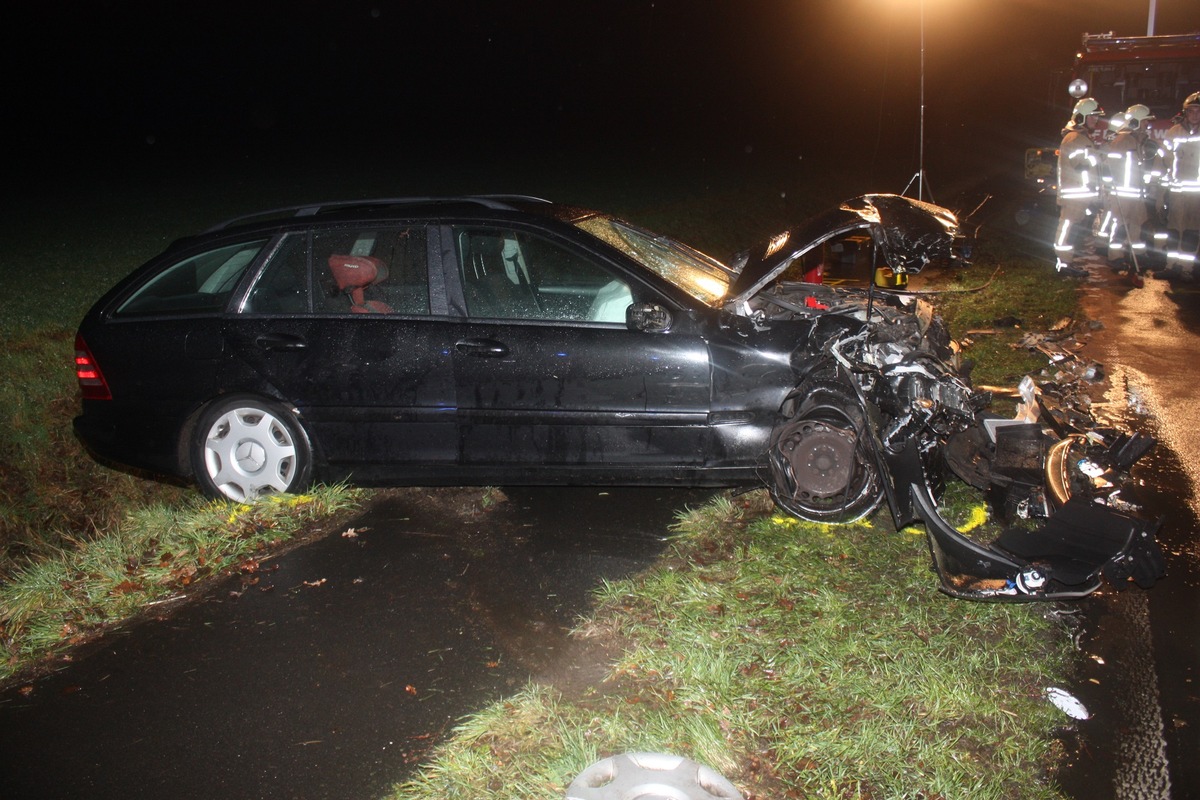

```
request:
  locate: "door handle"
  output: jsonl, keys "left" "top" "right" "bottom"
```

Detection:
{"left": 255, "top": 333, "right": 308, "bottom": 351}
{"left": 455, "top": 338, "right": 509, "bottom": 357}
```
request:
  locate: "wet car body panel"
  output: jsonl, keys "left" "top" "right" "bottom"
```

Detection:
{"left": 223, "top": 313, "right": 459, "bottom": 467}
{"left": 74, "top": 314, "right": 228, "bottom": 476}
{"left": 447, "top": 316, "right": 712, "bottom": 469}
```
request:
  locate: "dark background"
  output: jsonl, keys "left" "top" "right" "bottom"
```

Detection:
{"left": 5, "top": 1, "right": 1200, "bottom": 206}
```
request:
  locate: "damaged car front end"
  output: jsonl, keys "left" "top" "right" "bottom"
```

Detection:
{"left": 732, "top": 194, "right": 1165, "bottom": 601}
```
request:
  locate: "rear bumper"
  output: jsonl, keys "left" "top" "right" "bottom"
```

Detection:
{"left": 73, "top": 410, "right": 186, "bottom": 478}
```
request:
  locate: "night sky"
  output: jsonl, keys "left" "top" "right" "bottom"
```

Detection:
{"left": 6, "top": 1, "right": 1200, "bottom": 201}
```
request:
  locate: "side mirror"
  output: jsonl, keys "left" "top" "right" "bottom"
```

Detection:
{"left": 626, "top": 302, "right": 673, "bottom": 333}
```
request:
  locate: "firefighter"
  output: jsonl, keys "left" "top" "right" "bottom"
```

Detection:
{"left": 1163, "top": 91, "right": 1200, "bottom": 281}
{"left": 1054, "top": 98, "right": 1105, "bottom": 277}
{"left": 1102, "top": 104, "right": 1162, "bottom": 276}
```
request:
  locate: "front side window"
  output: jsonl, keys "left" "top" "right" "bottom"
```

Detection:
{"left": 116, "top": 239, "right": 269, "bottom": 316}
{"left": 455, "top": 227, "right": 635, "bottom": 323}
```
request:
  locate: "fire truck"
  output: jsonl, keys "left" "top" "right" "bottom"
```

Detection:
{"left": 1025, "top": 31, "right": 1200, "bottom": 185}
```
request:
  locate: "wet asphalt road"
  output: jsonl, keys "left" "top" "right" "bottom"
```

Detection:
{"left": 0, "top": 486, "right": 712, "bottom": 800}
{"left": 1054, "top": 269, "right": 1200, "bottom": 799}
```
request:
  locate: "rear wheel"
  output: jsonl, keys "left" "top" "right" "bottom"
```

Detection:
{"left": 768, "top": 381, "right": 884, "bottom": 523}
{"left": 191, "top": 397, "right": 312, "bottom": 502}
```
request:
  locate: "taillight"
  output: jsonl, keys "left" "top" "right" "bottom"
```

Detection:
{"left": 74, "top": 334, "right": 112, "bottom": 401}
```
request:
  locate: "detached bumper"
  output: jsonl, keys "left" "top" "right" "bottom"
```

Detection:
{"left": 873, "top": 401, "right": 1166, "bottom": 602}
{"left": 911, "top": 482, "right": 1164, "bottom": 601}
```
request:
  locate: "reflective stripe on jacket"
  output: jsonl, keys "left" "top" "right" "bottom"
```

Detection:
{"left": 1164, "top": 124, "right": 1200, "bottom": 193}
{"left": 1059, "top": 128, "right": 1101, "bottom": 200}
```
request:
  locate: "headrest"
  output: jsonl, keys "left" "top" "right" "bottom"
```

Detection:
{"left": 328, "top": 255, "right": 389, "bottom": 291}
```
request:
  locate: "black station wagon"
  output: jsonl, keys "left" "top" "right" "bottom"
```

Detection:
{"left": 74, "top": 194, "right": 1164, "bottom": 600}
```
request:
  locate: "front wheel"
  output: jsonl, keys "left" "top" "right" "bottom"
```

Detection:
{"left": 768, "top": 381, "right": 884, "bottom": 524}
{"left": 191, "top": 396, "right": 312, "bottom": 502}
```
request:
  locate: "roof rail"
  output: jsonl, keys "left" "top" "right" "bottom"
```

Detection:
{"left": 203, "top": 195, "right": 553, "bottom": 233}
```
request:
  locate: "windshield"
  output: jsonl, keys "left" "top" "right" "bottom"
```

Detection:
{"left": 1079, "top": 58, "right": 1200, "bottom": 120}
{"left": 575, "top": 216, "right": 731, "bottom": 306}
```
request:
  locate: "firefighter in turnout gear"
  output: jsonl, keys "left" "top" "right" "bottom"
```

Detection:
{"left": 1102, "top": 104, "right": 1162, "bottom": 278}
{"left": 1054, "top": 98, "right": 1105, "bottom": 277}
{"left": 1163, "top": 91, "right": 1200, "bottom": 280}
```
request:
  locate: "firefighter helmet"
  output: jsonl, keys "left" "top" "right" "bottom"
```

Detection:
{"left": 1185, "top": 92, "right": 1200, "bottom": 110}
{"left": 1071, "top": 97, "right": 1103, "bottom": 126}
{"left": 1123, "top": 104, "right": 1152, "bottom": 131}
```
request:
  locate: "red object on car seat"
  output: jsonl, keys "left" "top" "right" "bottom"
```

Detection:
{"left": 328, "top": 255, "right": 392, "bottom": 313}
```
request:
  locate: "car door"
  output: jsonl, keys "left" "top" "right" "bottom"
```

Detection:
{"left": 443, "top": 224, "right": 713, "bottom": 477}
{"left": 223, "top": 225, "right": 460, "bottom": 477}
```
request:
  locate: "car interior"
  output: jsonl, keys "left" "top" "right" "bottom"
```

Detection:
{"left": 455, "top": 228, "right": 633, "bottom": 323}
{"left": 314, "top": 228, "right": 430, "bottom": 315}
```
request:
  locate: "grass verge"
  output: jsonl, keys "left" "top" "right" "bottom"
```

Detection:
{"left": 390, "top": 492, "right": 1071, "bottom": 800}
{"left": 923, "top": 236, "right": 1081, "bottom": 391}
{"left": 0, "top": 484, "right": 363, "bottom": 684}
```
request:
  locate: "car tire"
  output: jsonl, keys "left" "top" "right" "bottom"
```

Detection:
{"left": 768, "top": 380, "right": 884, "bottom": 524}
{"left": 191, "top": 396, "right": 312, "bottom": 502}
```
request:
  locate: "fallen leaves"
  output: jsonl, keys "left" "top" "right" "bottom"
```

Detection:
{"left": 171, "top": 563, "right": 198, "bottom": 586}
{"left": 109, "top": 580, "right": 143, "bottom": 596}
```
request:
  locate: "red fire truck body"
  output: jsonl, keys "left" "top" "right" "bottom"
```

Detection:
{"left": 1026, "top": 32, "right": 1200, "bottom": 184}
{"left": 1069, "top": 32, "right": 1200, "bottom": 140}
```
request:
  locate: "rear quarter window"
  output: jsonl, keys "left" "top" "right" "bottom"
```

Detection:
{"left": 115, "top": 240, "right": 270, "bottom": 316}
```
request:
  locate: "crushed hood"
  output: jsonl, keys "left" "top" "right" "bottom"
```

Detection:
{"left": 725, "top": 194, "right": 960, "bottom": 305}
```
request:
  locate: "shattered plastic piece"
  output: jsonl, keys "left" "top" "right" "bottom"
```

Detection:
{"left": 804, "top": 296, "right": 828, "bottom": 309}
{"left": 1104, "top": 432, "right": 1156, "bottom": 472}
{"left": 994, "top": 498, "right": 1162, "bottom": 588}
{"left": 1045, "top": 687, "right": 1090, "bottom": 720}
{"left": 984, "top": 418, "right": 1038, "bottom": 444}
{"left": 1018, "top": 374, "right": 1037, "bottom": 402}
{"left": 1015, "top": 568, "right": 1047, "bottom": 594}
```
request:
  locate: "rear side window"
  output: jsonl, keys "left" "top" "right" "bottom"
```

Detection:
{"left": 313, "top": 226, "right": 430, "bottom": 315}
{"left": 243, "top": 235, "right": 309, "bottom": 313}
{"left": 116, "top": 240, "right": 269, "bottom": 316}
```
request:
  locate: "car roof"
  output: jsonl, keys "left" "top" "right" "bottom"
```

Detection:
{"left": 200, "top": 195, "right": 598, "bottom": 236}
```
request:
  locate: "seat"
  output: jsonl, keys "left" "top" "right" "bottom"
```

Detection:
{"left": 328, "top": 255, "right": 393, "bottom": 314}
{"left": 587, "top": 279, "right": 633, "bottom": 322}
{"left": 462, "top": 237, "right": 540, "bottom": 319}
